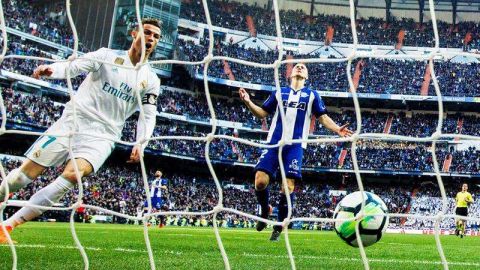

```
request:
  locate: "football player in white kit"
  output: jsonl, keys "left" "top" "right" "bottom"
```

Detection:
{"left": 0, "top": 18, "right": 162, "bottom": 243}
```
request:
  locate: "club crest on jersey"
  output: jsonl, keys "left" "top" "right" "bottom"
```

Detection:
{"left": 114, "top": 57, "right": 124, "bottom": 65}
{"left": 282, "top": 100, "right": 306, "bottom": 110}
{"left": 301, "top": 92, "right": 309, "bottom": 98}
{"left": 33, "top": 149, "right": 41, "bottom": 158}
{"left": 140, "top": 80, "right": 148, "bottom": 89}
{"left": 289, "top": 159, "right": 299, "bottom": 170}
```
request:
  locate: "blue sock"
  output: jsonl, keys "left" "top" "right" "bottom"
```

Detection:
{"left": 255, "top": 188, "right": 270, "bottom": 217}
{"left": 277, "top": 192, "right": 296, "bottom": 223}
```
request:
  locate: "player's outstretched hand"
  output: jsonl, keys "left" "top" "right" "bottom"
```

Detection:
{"left": 32, "top": 65, "right": 53, "bottom": 79}
{"left": 239, "top": 88, "right": 250, "bottom": 103}
{"left": 127, "top": 145, "right": 142, "bottom": 163}
{"left": 338, "top": 123, "right": 354, "bottom": 137}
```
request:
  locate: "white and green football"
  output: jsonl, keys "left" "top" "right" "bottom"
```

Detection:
{"left": 333, "top": 191, "right": 389, "bottom": 247}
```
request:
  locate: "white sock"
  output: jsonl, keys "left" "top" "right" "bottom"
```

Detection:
{"left": 0, "top": 168, "right": 33, "bottom": 200}
{"left": 4, "top": 176, "right": 74, "bottom": 229}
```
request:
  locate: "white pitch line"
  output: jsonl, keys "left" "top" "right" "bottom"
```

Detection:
{"left": 0, "top": 244, "right": 182, "bottom": 255}
{"left": 7, "top": 244, "right": 46, "bottom": 248}
{"left": 0, "top": 244, "right": 107, "bottom": 252}
{"left": 114, "top": 247, "right": 146, "bottom": 253}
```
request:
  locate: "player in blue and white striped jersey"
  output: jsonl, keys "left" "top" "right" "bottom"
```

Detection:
{"left": 145, "top": 170, "right": 168, "bottom": 210}
{"left": 144, "top": 170, "right": 168, "bottom": 228}
{"left": 239, "top": 63, "right": 353, "bottom": 241}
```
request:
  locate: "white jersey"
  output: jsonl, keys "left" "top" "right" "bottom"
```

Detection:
{"left": 48, "top": 48, "right": 160, "bottom": 139}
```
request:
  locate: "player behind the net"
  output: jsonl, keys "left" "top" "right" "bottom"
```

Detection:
{"left": 454, "top": 183, "right": 474, "bottom": 238}
{"left": 143, "top": 170, "right": 168, "bottom": 228}
{"left": 0, "top": 18, "right": 163, "bottom": 243}
{"left": 238, "top": 63, "right": 353, "bottom": 241}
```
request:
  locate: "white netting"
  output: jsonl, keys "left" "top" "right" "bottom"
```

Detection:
{"left": 1, "top": 0, "right": 480, "bottom": 269}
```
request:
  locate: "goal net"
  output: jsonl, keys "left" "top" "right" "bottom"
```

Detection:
{"left": 0, "top": 0, "right": 479, "bottom": 269}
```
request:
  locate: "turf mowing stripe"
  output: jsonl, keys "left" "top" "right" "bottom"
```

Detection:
{"left": 240, "top": 252, "right": 480, "bottom": 267}
{"left": 159, "top": 233, "right": 194, "bottom": 237}
{"left": 2, "top": 244, "right": 480, "bottom": 267}
{"left": 114, "top": 248, "right": 147, "bottom": 253}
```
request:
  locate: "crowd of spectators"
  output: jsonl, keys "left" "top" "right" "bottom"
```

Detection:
{"left": 1, "top": 35, "right": 85, "bottom": 89}
{"left": 158, "top": 88, "right": 270, "bottom": 128}
{"left": 158, "top": 89, "right": 473, "bottom": 138}
{"left": 2, "top": 156, "right": 478, "bottom": 229}
{"left": 180, "top": 0, "right": 480, "bottom": 49}
{"left": 1, "top": 87, "right": 63, "bottom": 128}
{"left": 6, "top": 33, "right": 480, "bottom": 98}
{"left": 6, "top": 0, "right": 476, "bottom": 51}
{"left": 4, "top": 0, "right": 89, "bottom": 50}
{"left": 451, "top": 147, "right": 480, "bottom": 173}
{"left": 2, "top": 87, "right": 480, "bottom": 173}
{"left": 462, "top": 115, "right": 480, "bottom": 136}
{"left": 122, "top": 118, "right": 480, "bottom": 174}
{"left": 358, "top": 59, "right": 480, "bottom": 97}
{"left": 178, "top": 38, "right": 480, "bottom": 97}
{"left": 3, "top": 5, "right": 480, "bottom": 98}
{"left": 406, "top": 195, "right": 480, "bottom": 229}
{"left": 343, "top": 141, "right": 449, "bottom": 172}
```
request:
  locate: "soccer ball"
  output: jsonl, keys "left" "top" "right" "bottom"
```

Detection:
{"left": 333, "top": 191, "right": 389, "bottom": 247}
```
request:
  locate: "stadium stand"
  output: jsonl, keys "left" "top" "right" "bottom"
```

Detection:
{"left": 2, "top": 87, "right": 479, "bottom": 174}
{"left": 180, "top": 0, "right": 480, "bottom": 49}
{"left": 2, "top": 155, "right": 478, "bottom": 229}
{"left": 0, "top": 0, "right": 479, "bottom": 235}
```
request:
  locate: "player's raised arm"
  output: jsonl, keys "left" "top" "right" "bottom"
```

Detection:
{"left": 239, "top": 88, "right": 270, "bottom": 119}
{"left": 32, "top": 48, "right": 108, "bottom": 80}
{"left": 318, "top": 115, "right": 353, "bottom": 137}
{"left": 128, "top": 80, "right": 160, "bottom": 163}
{"left": 311, "top": 91, "right": 353, "bottom": 137}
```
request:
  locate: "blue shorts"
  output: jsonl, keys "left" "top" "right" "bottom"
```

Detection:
{"left": 255, "top": 144, "right": 303, "bottom": 180}
{"left": 144, "top": 197, "right": 163, "bottom": 210}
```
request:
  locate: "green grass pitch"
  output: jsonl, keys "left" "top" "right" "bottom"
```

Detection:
{"left": 1, "top": 222, "right": 479, "bottom": 269}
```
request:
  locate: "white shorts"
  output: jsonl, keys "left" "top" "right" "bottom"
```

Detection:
{"left": 25, "top": 118, "right": 115, "bottom": 173}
